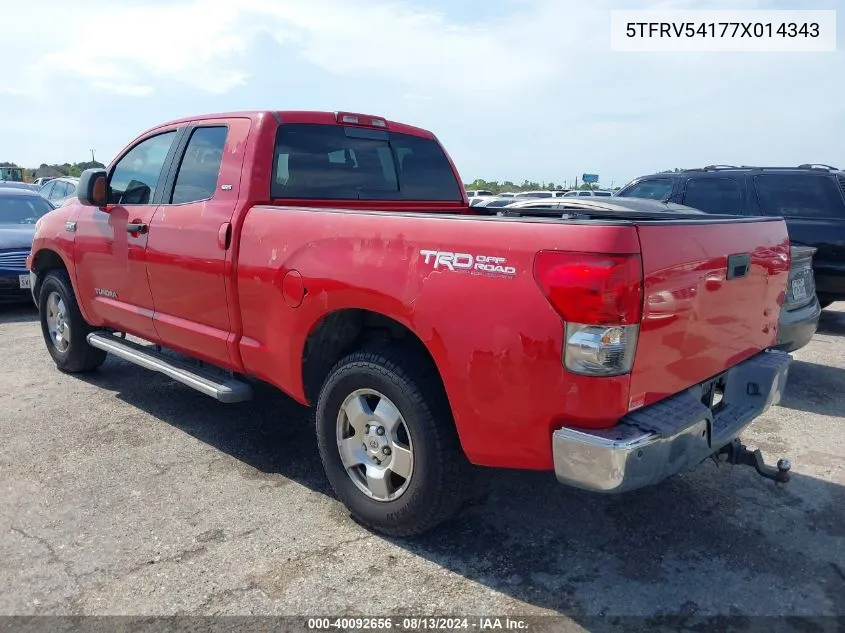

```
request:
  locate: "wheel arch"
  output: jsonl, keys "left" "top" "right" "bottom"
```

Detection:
{"left": 30, "top": 248, "right": 71, "bottom": 309}
{"left": 300, "top": 309, "right": 451, "bottom": 413}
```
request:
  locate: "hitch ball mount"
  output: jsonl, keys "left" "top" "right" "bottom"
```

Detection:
{"left": 715, "top": 439, "right": 791, "bottom": 484}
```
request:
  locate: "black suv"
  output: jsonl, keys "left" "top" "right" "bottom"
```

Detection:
{"left": 617, "top": 165, "right": 845, "bottom": 309}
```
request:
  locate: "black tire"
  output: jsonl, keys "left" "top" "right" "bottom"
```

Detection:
{"left": 316, "top": 347, "right": 469, "bottom": 537}
{"left": 38, "top": 270, "right": 106, "bottom": 373}
{"left": 818, "top": 299, "right": 833, "bottom": 310}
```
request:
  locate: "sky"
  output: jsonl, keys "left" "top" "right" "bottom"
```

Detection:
{"left": 1, "top": 0, "right": 842, "bottom": 188}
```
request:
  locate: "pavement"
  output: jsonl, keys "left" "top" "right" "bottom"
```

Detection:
{"left": 0, "top": 302, "right": 843, "bottom": 626}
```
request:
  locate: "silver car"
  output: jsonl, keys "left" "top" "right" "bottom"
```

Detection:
{"left": 38, "top": 177, "right": 80, "bottom": 208}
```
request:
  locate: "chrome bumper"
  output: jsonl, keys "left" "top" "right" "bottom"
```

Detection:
{"left": 553, "top": 349, "right": 791, "bottom": 493}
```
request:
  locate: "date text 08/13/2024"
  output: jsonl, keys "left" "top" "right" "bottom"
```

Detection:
{"left": 307, "top": 617, "right": 528, "bottom": 630}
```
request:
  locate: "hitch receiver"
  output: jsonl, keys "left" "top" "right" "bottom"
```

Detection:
{"left": 716, "top": 439, "right": 791, "bottom": 484}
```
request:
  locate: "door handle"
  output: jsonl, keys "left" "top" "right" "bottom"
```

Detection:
{"left": 218, "top": 222, "right": 232, "bottom": 250}
{"left": 126, "top": 222, "right": 148, "bottom": 235}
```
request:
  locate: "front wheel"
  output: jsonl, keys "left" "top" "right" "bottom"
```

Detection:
{"left": 316, "top": 348, "right": 469, "bottom": 537}
{"left": 38, "top": 271, "right": 106, "bottom": 373}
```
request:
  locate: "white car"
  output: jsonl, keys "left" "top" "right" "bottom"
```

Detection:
{"left": 561, "top": 189, "right": 614, "bottom": 197}
{"left": 465, "top": 189, "right": 493, "bottom": 198}
{"left": 512, "top": 190, "right": 570, "bottom": 199}
{"left": 468, "top": 195, "right": 500, "bottom": 207}
{"left": 38, "top": 177, "right": 80, "bottom": 207}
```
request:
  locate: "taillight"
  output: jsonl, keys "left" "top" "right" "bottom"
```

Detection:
{"left": 533, "top": 251, "right": 643, "bottom": 376}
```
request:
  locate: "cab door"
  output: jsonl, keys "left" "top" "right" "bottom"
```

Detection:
{"left": 73, "top": 129, "right": 183, "bottom": 340}
{"left": 144, "top": 119, "right": 252, "bottom": 367}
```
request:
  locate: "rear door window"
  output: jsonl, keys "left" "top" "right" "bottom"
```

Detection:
{"left": 682, "top": 177, "right": 742, "bottom": 214}
{"left": 754, "top": 174, "right": 845, "bottom": 218}
{"left": 271, "top": 124, "right": 461, "bottom": 201}
{"left": 619, "top": 178, "right": 674, "bottom": 200}
{"left": 170, "top": 126, "right": 228, "bottom": 204}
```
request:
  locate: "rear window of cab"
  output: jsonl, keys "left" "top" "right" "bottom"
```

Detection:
{"left": 271, "top": 124, "right": 462, "bottom": 202}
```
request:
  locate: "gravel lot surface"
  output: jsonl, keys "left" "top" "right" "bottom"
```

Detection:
{"left": 1, "top": 303, "right": 843, "bottom": 628}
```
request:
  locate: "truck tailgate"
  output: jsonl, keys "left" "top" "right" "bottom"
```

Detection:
{"left": 629, "top": 219, "right": 790, "bottom": 410}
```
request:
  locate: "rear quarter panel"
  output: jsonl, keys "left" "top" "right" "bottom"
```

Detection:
{"left": 236, "top": 208, "right": 641, "bottom": 469}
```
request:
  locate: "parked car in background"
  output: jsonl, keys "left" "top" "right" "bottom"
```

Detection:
{"left": 468, "top": 195, "right": 499, "bottom": 207}
{"left": 0, "top": 188, "right": 54, "bottom": 303}
{"left": 616, "top": 164, "right": 845, "bottom": 309}
{"left": 777, "top": 245, "right": 821, "bottom": 352}
{"left": 562, "top": 189, "right": 614, "bottom": 197}
{"left": 471, "top": 197, "right": 523, "bottom": 212}
{"left": 0, "top": 181, "right": 40, "bottom": 192}
{"left": 500, "top": 196, "right": 703, "bottom": 214}
{"left": 38, "top": 177, "right": 79, "bottom": 208}
{"left": 500, "top": 196, "right": 819, "bottom": 352}
{"left": 465, "top": 189, "right": 493, "bottom": 198}
{"left": 512, "top": 190, "right": 569, "bottom": 199}
{"left": 32, "top": 177, "right": 55, "bottom": 187}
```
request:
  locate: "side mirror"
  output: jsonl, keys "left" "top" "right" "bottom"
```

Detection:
{"left": 77, "top": 168, "right": 108, "bottom": 208}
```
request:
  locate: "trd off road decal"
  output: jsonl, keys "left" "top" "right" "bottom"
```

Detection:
{"left": 420, "top": 250, "right": 517, "bottom": 277}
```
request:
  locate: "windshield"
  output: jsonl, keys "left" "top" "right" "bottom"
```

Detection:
{"left": 0, "top": 195, "right": 54, "bottom": 224}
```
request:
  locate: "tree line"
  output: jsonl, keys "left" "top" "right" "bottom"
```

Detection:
{"left": 464, "top": 178, "right": 620, "bottom": 194}
{"left": 0, "top": 160, "right": 106, "bottom": 179}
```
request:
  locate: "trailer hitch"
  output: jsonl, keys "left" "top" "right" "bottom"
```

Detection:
{"left": 715, "top": 439, "right": 791, "bottom": 484}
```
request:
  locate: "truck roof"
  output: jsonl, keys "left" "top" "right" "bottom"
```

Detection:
{"left": 151, "top": 110, "right": 437, "bottom": 140}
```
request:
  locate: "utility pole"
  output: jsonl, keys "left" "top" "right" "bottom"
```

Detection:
{"left": 90, "top": 149, "right": 96, "bottom": 164}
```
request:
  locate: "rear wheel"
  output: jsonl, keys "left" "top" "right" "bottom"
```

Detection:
{"left": 38, "top": 271, "right": 106, "bottom": 373}
{"left": 316, "top": 347, "right": 468, "bottom": 537}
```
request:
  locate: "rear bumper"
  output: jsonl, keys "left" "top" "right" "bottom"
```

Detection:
{"left": 552, "top": 349, "right": 791, "bottom": 493}
{"left": 775, "top": 298, "right": 821, "bottom": 353}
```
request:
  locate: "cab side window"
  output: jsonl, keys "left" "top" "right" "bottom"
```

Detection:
{"left": 109, "top": 131, "right": 177, "bottom": 205}
{"left": 170, "top": 126, "right": 229, "bottom": 204}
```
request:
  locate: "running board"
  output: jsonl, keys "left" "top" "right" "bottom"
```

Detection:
{"left": 86, "top": 333, "right": 253, "bottom": 403}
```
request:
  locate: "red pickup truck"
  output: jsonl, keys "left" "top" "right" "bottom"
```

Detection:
{"left": 28, "top": 110, "right": 793, "bottom": 536}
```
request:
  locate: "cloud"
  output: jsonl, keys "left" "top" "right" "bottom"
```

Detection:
{"left": 90, "top": 82, "right": 155, "bottom": 98}
{"left": 5, "top": 0, "right": 253, "bottom": 97}
{"left": 1, "top": 0, "right": 842, "bottom": 183}
{"left": 4, "top": 0, "right": 597, "bottom": 98}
